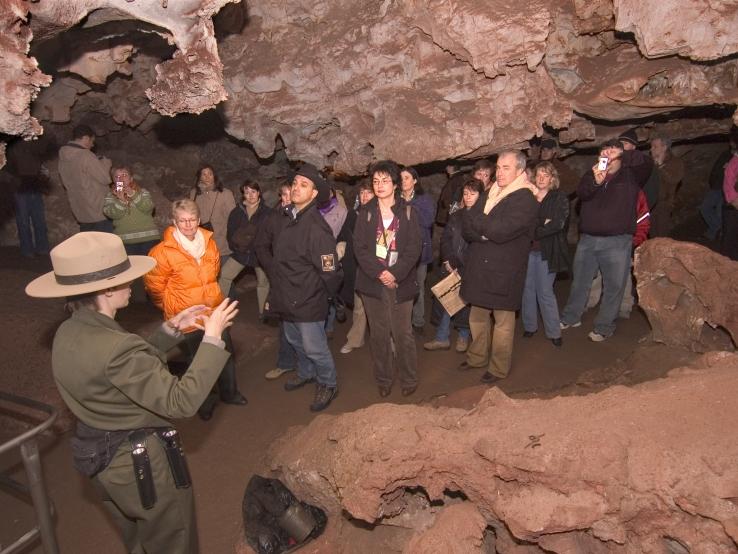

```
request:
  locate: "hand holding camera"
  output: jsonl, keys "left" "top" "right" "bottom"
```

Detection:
{"left": 592, "top": 157, "right": 609, "bottom": 185}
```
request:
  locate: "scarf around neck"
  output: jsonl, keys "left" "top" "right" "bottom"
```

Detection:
{"left": 483, "top": 172, "right": 536, "bottom": 215}
{"left": 173, "top": 227, "right": 206, "bottom": 264}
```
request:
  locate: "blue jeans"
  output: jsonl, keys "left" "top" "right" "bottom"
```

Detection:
{"left": 277, "top": 322, "right": 297, "bottom": 370}
{"left": 14, "top": 192, "right": 49, "bottom": 257}
{"left": 561, "top": 234, "right": 632, "bottom": 337}
{"left": 434, "top": 310, "right": 471, "bottom": 342}
{"left": 79, "top": 219, "right": 114, "bottom": 233}
{"left": 521, "top": 251, "right": 561, "bottom": 339}
{"left": 325, "top": 303, "right": 336, "bottom": 333}
{"left": 700, "top": 189, "right": 724, "bottom": 240}
{"left": 283, "top": 321, "right": 337, "bottom": 387}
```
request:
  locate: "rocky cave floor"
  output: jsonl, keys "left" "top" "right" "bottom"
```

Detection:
{"left": 0, "top": 238, "right": 727, "bottom": 553}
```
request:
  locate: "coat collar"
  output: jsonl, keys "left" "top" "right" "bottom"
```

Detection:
{"left": 72, "top": 306, "right": 126, "bottom": 332}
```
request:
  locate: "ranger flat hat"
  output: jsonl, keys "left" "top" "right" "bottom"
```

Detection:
{"left": 25, "top": 232, "right": 156, "bottom": 298}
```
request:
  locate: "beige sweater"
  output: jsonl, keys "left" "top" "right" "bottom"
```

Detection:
{"left": 58, "top": 143, "right": 112, "bottom": 223}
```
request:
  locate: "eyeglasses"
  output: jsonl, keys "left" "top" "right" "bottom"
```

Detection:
{"left": 114, "top": 173, "right": 130, "bottom": 178}
{"left": 176, "top": 218, "right": 199, "bottom": 224}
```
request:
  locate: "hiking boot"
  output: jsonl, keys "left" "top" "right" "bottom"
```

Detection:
{"left": 480, "top": 371, "right": 502, "bottom": 385}
{"left": 265, "top": 367, "right": 293, "bottom": 380}
{"left": 423, "top": 339, "right": 450, "bottom": 351}
{"left": 310, "top": 384, "right": 338, "bottom": 412}
{"left": 284, "top": 375, "right": 315, "bottom": 391}
{"left": 455, "top": 336, "right": 469, "bottom": 353}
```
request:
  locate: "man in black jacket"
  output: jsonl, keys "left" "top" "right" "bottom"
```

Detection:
{"left": 460, "top": 150, "right": 539, "bottom": 384}
{"left": 560, "top": 139, "right": 653, "bottom": 342}
{"left": 261, "top": 164, "right": 342, "bottom": 411}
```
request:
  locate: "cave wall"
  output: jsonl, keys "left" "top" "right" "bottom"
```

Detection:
{"left": 1, "top": 0, "right": 737, "bottom": 247}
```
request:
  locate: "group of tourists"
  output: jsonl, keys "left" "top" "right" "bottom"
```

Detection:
{"left": 17, "top": 121, "right": 738, "bottom": 554}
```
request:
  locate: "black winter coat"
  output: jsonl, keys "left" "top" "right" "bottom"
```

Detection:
{"left": 226, "top": 202, "right": 272, "bottom": 267}
{"left": 534, "top": 190, "right": 571, "bottom": 274}
{"left": 439, "top": 207, "right": 468, "bottom": 272}
{"left": 354, "top": 198, "right": 422, "bottom": 304}
{"left": 460, "top": 188, "right": 539, "bottom": 311}
{"left": 258, "top": 201, "right": 342, "bottom": 322}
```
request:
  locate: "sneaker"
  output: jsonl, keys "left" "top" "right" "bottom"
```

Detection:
{"left": 423, "top": 339, "right": 450, "bottom": 351}
{"left": 265, "top": 367, "right": 293, "bottom": 380}
{"left": 588, "top": 331, "right": 609, "bottom": 342}
{"left": 310, "top": 384, "right": 338, "bottom": 412}
{"left": 455, "top": 336, "right": 469, "bottom": 353}
{"left": 284, "top": 375, "right": 315, "bottom": 391}
{"left": 340, "top": 343, "right": 355, "bottom": 354}
{"left": 560, "top": 321, "right": 581, "bottom": 330}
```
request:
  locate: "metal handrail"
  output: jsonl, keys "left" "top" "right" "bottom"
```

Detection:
{"left": 0, "top": 391, "right": 59, "bottom": 554}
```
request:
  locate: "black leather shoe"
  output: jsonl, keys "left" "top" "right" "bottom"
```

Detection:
{"left": 284, "top": 376, "right": 315, "bottom": 391}
{"left": 458, "top": 361, "right": 485, "bottom": 371}
{"left": 378, "top": 385, "right": 391, "bottom": 398}
{"left": 480, "top": 371, "right": 502, "bottom": 385}
{"left": 198, "top": 400, "right": 216, "bottom": 421}
{"left": 310, "top": 385, "right": 338, "bottom": 412}
{"left": 523, "top": 331, "right": 536, "bottom": 338}
{"left": 551, "top": 338, "right": 563, "bottom": 347}
{"left": 222, "top": 392, "right": 248, "bottom": 405}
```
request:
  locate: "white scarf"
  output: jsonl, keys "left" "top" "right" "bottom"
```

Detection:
{"left": 483, "top": 172, "right": 536, "bottom": 215}
{"left": 173, "top": 227, "right": 206, "bottom": 264}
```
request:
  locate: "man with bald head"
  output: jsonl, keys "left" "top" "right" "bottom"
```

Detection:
{"left": 460, "top": 150, "right": 539, "bottom": 385}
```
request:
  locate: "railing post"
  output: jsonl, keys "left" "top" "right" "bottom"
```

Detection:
{"left": 19, "top": 439, "right": 59, "bottom": 554}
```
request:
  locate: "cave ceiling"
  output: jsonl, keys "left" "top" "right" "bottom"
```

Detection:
{"left": 2, "top": 0, "right": 737, "bottom": 172}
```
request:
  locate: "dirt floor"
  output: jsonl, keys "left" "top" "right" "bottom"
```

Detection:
{"left": 0, "top": 245, "right": 702, "bottom": 554}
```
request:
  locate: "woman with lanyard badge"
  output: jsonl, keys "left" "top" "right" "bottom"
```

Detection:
{"left": 353, "top": 160, "right": 422, "bottom": 398}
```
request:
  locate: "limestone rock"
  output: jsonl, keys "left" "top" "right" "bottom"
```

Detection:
{"left": 267, "top": 353, "right": 738, "bottom": 551}
{"left": 615, "top": 0, "right": 738, "bottom": 61}
{"left": 60, "top": 43, "right": 135, "bottom": 85}
{"left": 28, "top": 0, "right": 234, "bottom": 116}
{"left": 403, "top": 503, "right": 487, "bottom": 554}
{"left": 0, "top": 0, "right": 51, "bottom": 140}
{"left": 634, "top": 238, "right": 738, "bottom": 351}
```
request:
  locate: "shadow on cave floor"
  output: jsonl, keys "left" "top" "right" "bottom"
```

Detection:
{"left": 0, "top": 243, "right": 713, "bottom": 553}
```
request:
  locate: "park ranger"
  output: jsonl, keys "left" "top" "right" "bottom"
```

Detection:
{"left": 25, "top": 231, "right": 238, "bottom": 554}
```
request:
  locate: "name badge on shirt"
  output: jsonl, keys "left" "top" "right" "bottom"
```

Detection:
{"left": 376, "top": 244, "right": 388, "bottom": 259}
{"left": 388, "top": 251, "right": 398, "bottom": 267}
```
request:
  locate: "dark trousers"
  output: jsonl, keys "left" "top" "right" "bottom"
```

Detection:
{"left": 80, "top": 219, "right": 114, "bottom": 233}
{"left": 362, "top": 288, "right": 418, "bottom": 388}
{"left": 14, "top": 192, "right": 49, "bottom": 257}
{"left": 94, "top": 435, "right": 196, "bottom": 554}
{"left": 181, "top": 329, "right": 239, "bottom": 404}
{"left": 721, "top": 205, "right": 738, "bottom": 261}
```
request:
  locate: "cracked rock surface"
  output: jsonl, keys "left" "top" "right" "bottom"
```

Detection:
{"left": 635, "top": 238, "right": 738, "bottom": 352}
{"left": 265, "top": 350, "right": 738, "bottom": 551}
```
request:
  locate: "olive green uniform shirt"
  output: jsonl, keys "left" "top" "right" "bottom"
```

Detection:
{"left": 52, "top": 308, "right": 229, "bottom": 430}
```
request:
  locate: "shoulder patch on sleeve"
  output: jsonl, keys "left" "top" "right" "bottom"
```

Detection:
{"left": 321, "top": 254, "right": 336, "bottom": 272}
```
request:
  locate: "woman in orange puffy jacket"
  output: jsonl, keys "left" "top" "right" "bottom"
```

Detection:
{"left": 145, "top": 198, "right": 246, "bottom": 420}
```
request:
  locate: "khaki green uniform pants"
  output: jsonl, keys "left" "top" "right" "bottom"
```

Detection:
{"left": 93, "top": 434, "right": 197, "bottom": 554}
{"left": 467, "top": 307, "right": 515, "bottom": 378}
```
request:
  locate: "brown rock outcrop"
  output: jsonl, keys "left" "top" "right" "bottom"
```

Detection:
{"left": 27, "top": 0, "right": 234, "bottom": 116}
{"left": 267, "top": 352, "right": 738, "bottom": 551}
{"left": 615, "top": 0, "right": 738, "bottom": 61}
{"left": 0, "top": 0, "right": 51, "bottom": 139}
{"left": 634, "top": 238, "right": 738, "bottom": 351}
